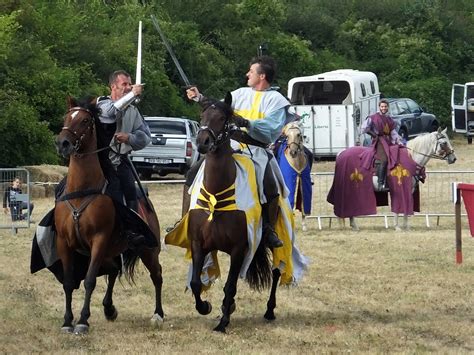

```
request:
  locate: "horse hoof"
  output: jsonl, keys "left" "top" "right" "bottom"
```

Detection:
{"left": 197, "top": 301, "right": 212, "bottom": 315}
{"left": 61, "top": 326, "right": 74, "bottom": 333}
{"left": 302, "top": 225, "right": 308, "bottom": 232}
{"left": 264, "top": 310, "right": 276, "bottom": 321}
{"left": 395, "top": 226, "right": 402, "bottom": 232}
{"left": 73, "top": 324, "right": 89, "bottom": 335}
{"left": 104, "top": 305, "right": 118, "bottom": 321}
{"left": 213, "top": 325, "right": 226, "bottom": 333}
{"left": 150, "top": 313, "right": 164, "bottom": 328}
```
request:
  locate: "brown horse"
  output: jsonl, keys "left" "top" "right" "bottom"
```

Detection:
{"left": 54, "top": 96, "right": 163, "bottom": 334}
{"left": 182, "top": 95, "right": 279, "bottom": 332}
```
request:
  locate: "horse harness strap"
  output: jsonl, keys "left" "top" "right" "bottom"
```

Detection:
{"left": 62, "top": 180, "right": 109, "bottom": 254}
{"left": 196, "top": 184, "right": 237, "bottom": 221}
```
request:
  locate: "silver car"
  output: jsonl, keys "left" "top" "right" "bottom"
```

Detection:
{"left": 130, "top": 117, "right": 200, "bottom": 178}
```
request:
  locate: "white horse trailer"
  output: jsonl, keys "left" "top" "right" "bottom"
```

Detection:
{"left": 451, "top": 82, "right": 474, "bottom": 144}
{"left": 287, "top": 69, "right": 380, "bottom": 157}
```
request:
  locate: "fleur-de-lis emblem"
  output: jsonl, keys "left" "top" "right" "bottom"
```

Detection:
{"left": 350, "top": 168, "right": 364, "bottom": 182}
{"left": 390, "top": 164, "right": 410, "bottom": 185}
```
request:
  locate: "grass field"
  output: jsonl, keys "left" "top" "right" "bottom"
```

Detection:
{"left": 1, "top": 136, "right": 473, "bottom": 353}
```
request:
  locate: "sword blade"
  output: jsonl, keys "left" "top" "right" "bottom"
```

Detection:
{"left": 136, "top": 21, "right": 142, "bottom": 85}
{"left": 150, "top": 14, "right": 191, "bottom": 87}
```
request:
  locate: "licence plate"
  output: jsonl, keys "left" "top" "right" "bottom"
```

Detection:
{"left": 145, "top": 158, "right": 172, "bottom": 164}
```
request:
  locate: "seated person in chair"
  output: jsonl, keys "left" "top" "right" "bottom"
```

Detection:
{"left": 3, "top": 177, "right": 34, "bottom": 221}
{"left": 185, "top": 55, "right": 290, "bottom": 249}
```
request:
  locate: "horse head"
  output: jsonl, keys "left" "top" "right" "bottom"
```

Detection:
{"left": 197, "top": 92, "right": 233, "bottom": 154}
{"left": 407, "top": 127, "right": 457, "bottom": 166}
{"left": 282, "top": 122, "right": 304, "bottom": 159}
{"left": 434, "top": 127, "right": 456, "bottom": 164}
{"left": 56, "top": 96, "right": 100, "bottom": 158}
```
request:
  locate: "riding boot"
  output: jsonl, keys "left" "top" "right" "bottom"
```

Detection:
{"left": 376, "top": 162, "right": 388, "bottom": 191}
{"left": 262, "top": 196, "right": 283, "bottom": 248}
{"left": 125, "top": 199, "right": 146, "bottom": 248}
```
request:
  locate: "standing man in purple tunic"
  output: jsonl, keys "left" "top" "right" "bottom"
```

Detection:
{"left": 361, "top": 99, "right": 402, "bottom": 191}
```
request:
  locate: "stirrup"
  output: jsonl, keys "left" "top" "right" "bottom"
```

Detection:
{"left": 263, "top": 225, "right": 283, "bottom": 248}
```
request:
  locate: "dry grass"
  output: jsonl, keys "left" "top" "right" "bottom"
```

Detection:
{"left": 1, "top": 136, "right": 473, "bottom": 353}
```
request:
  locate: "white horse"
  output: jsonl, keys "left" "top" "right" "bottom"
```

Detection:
{"left": 334, "top": 128, "right": 456, "bottom": 231}
{"left": 274, "top": 122, "right": 313, "bottom": 231}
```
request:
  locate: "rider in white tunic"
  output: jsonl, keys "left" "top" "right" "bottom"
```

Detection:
{"left": 186, "top": 56, "right": 290, "bottom": 248}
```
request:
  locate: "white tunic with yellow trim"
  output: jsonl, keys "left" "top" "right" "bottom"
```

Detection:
{"left": 164, "top": 153, "right": 308, "bottom": 290}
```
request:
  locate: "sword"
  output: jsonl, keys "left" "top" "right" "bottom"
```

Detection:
{"left": 136, "top": 20, "right": 142, "bottom": 85}
{"left": 150, "top": 14, "right": 198, "bottom": 100}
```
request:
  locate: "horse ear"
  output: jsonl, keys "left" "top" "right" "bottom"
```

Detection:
{"left": 438, "top": 126, "right": 442, "bottom": 133}
{"left": 224, "top": 91, "right": 232, "bottom": 106}
{"left": 67, "top": 96, "right": 77, "bottom": 109}
{"left": 90, "top": 96, "right": 98, "bottom": 106}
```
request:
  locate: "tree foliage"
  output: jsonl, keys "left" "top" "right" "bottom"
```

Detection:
{"left": 0, "top": 0, "right": 472, "bottom": 166}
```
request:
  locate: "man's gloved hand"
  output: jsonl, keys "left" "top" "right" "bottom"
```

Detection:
{"left": 233, "top": 115, "right": 249, "bottom": 128}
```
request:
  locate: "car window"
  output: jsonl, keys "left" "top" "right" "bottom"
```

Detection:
{"left": 389, "top": 102, "right": 402, "bottom": 116}
{"left": 406, "top": 99, "right": 420, "bottom": 113}
{"left": 396, "top": 100, "right": 410, "bottom": 115}
{"left": 147, "top": 120, "right": 186, "bottom": 134}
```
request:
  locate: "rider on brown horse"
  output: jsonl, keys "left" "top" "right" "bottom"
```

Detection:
{"left": 55, "top": 71, "right": 151, "bottom": 247}
{"left": 185, "top": 55, "right": 290, "bottom": 249}
{"left": 360, "top": 99, "right": 402, "bottom": 191}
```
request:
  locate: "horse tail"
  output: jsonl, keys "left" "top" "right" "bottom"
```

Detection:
{"left": 246, "top": 240, "right": 272, "bottom": 291}
{"left": 121, "top": 249, "right": 140, "bottom": 284}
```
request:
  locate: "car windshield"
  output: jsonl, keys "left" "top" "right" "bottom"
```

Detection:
{"left": 147, "top": 120, "right": 186, "bottom": 134}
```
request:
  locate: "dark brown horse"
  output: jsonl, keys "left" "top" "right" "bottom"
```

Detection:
{"left": 54, "top": 96, "right": 163, "bottom": 334}
{"left": 187, "top": 95, "right": 279, "bottom": 333}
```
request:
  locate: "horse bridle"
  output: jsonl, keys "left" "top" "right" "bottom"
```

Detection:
{"left": 284, "top": 126, "right": 304, "bottom": 154}
{"left": 198, "top": 104, "right": 232, "bottom": 152}
{"left": 409, "top": 132, "right": 454, "bottom": 161}
{"left": 60, "top": 107, "right": 108, "bottom": 157}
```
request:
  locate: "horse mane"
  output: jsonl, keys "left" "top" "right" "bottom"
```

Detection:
{"left": 406, "top": 132, "right": 432, "bottom": 152}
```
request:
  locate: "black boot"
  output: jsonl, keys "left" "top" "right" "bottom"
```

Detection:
{"left": 376, "top": 162, "right": 388, "bottom": 191}
{"left": 125, "top": 199, "right": 146, "bottom": 247}
{"left": 262, "top": 196, "right": 283, "bottom": 248}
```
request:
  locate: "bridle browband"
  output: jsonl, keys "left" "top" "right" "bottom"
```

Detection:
{"left": 60, "top": 106, "right": 109, "bottom": 157}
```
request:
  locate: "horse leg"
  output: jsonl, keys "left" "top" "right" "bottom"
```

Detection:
{"left": 301, "top": 214, "right": 307, "bottom": 232}
{"left": 57, "top": 240, "right": 75, "bottom": 333}
{"left": 349, "top": 217, "right": 359, "bottom": 231}
{"left": 394, "top": 213, "right": 401, "bottom": 231}
{"left": 102, "top": 269, "right": 119, "bottom": 321}
{"left": 190, "top": 250, "right": 212, "bottom": 316}
{"left": 74, "top": 245, "right": 104, "bottom": 334}
{"left": 337, "top": 217, "right": 346, "bottom": 229}
{"left": 403, "top": 214, "right": 409, "bottom": 230}
{"left": 214, "top": 250, "right": 245, "bottom": 333}
{"left": 264, "top": 268, "right": 281, "bottom": 321}
{"left": 140, "top": 250, "right": 164, "bottom": 326}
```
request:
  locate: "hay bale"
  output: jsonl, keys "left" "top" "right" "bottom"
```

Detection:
{"left": 25, "top": 165, "right": 67, "bottom": 183}
{"left": 31, "top": 185, "right": 46, "bottom": 199}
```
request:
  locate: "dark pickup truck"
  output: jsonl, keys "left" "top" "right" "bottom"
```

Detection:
{"left": 129, "top": 116, "right": 200, "bottom": 178}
